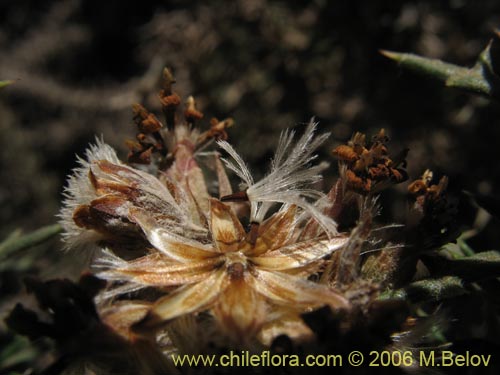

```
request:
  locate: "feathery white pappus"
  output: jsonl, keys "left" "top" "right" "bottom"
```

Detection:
{"left": 217, "top": 119, "right": 338, "bottom": 236}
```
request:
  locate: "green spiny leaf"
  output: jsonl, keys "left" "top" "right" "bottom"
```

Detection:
{"left": 380, "top": 276, "right": 466, "bottom": 303}
{"left": 427, "top": 250, "right": 500, "bottom": 281}
{"left": 381, "top": 35, "right": 500, "bottom": 99}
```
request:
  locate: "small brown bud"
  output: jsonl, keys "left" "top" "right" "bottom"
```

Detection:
{"left": 161, "top": 67, "right": 176, "bottom": 93}
{"left": 196, "top": 118, "right": 234, "bottom": 146}
{"left": 332, "top": 145, "right": 358, "bottom": 162}
{"left": 353, "top": 149, "right": 374, "bottom": 172}
{"left": 128, "top": 147, "right": 153, "bottom": 164}
{"left": 132, "top": 103, "right": 163, "bottom": 133}
{"left": 428, "top": 176, "right": 448, "bottom": 200}
{"left": 368, "top": 165, "right": 390, "bottom": 180}
{"left": 209, "top": 118, "right": 234, "bottom": 140}
{"left": 184, "top": 96, "right": 204, "bottom": 122}
{"left": 372, "top": 128, "right": 389, "bottom": 144}
{"left": 125, "top": 140, "right": 142, "bottom": 152}
{"left": 345, "top": 169, "right": 371, "bottom": 193}
{"left": 159, "top": 91, "right": 181, "bottom": 109}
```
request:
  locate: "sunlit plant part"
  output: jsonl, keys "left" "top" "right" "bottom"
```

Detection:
{"left": 59, "top": 73, "right": 351, "bottom": 346}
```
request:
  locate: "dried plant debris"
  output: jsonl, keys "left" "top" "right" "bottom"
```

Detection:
{"left": 5, "top": 275, "right": 173, "bottom": 375}
{"left": 4, "top": 69, "right": 500, "bottom": 375}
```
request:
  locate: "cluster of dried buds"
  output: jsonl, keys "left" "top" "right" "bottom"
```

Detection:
{"left": 126, "top": 69, "right": 233, "bottom": 166}
{"left": 332, "top": 129, "right": 408, "bottom": 194}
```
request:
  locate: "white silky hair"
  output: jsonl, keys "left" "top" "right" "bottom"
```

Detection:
{"left": 93, "top": 248, "right": 148, "bottom": 301}
{"left": 59, "top": 137, "right": 207, "bottom": 252}
{"left": 218, "top": 119, "right": 338, "bottom": 236}
{"left": 58, "top": 137, "right": 122, "bottom": 250}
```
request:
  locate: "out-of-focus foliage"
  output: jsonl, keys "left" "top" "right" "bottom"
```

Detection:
{"left": 0, "top": 225, "right": 61, "bottom": 260}
{"left": 0, "top": 80, "right": 14, "bottom": 89}
{"left": 0, "top": 334, "right": 38, "bottom": 375}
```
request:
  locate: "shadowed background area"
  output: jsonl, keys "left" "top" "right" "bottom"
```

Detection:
{"left": 1, "top": 0, "right": 499, "bottom": 246}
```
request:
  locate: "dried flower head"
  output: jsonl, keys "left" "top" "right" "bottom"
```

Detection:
{"left": 59, "top": 71, "right": 350, "bottom": 348}
{"left": 102, "top": 199, "right": 349, "bottom": 344}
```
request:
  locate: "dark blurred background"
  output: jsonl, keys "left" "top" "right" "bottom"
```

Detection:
{"left": 1, "top": 0, "right": 500, "bottom": 244}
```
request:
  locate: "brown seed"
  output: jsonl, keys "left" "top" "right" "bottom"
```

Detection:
{"left": 220, "top": 191, "right": 249, "bottom": 202}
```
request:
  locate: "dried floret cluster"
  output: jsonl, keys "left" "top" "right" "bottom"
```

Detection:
{"left": 332, "top": 129, "right": 408, "bottom": 194}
